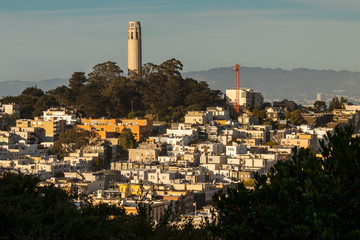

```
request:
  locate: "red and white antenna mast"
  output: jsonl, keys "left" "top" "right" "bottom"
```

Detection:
{"left": 233, "top": 64, "right": 240, "bottom": 115}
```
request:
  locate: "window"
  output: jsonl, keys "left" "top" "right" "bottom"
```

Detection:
{"left": 131, "top": 32, "right": 133, "bottom": 39}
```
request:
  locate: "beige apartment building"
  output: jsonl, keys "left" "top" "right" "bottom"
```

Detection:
{"left": 184, "top": 111, "right": 213, "bottom": 125}
{"left": 225, "top": 88, "right": 264, "bottom": 108}
{"left": 16, "top": 118, "right": 66, "bottom": 141}
{"left": 280, "top": 134, "right": 318, "bottom": 151}
{"left": 128, "top": 148, "right": 160, "bottom": 162}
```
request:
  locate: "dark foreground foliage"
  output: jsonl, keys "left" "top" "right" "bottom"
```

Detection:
{"left": 209, "top": 126, "right": 360, "bottom": 240}
{"left": 0, "top": 173, "right": 209, "bottom": 240}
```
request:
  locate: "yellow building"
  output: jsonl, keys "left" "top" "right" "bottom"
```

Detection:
{"left": 118, "top": 183, "right": 143, "bottom": 196}
{"left": 215, "top": 120, "right": 227, "bottom": 125}
{"left": 76, "top": 118, "right": 152, "bottom": 142}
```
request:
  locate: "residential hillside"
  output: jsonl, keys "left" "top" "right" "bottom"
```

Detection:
{"left": 182, "top": 67, "right": 360, "bottom": 104}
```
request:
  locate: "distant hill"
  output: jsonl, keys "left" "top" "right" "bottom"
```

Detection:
{"left": 182, "top": 67, "right": 360, "bottom": 105}
{"left": 1, "top": 67, "right": 360, "bottom": 105}
{"left": 0, "top": 78, "right": 68, "bottom": 98}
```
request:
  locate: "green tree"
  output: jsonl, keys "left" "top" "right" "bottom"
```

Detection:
{"left": 69, "top": 71, "right": 88, "bottom": 107}
{"left": 329, "top": 96, "right": 341, "bottom": 111}
{"left": 339, "top": 96, "right": 349, "bottom": 108}
{"left": 264, "top": 102, "right": 272, "bottom": 108}
{"left": 69, "top": 71, "right": 88, "bottom": 92}
{"left": 140, "top": 59, "right": 222, "bottom": 122}
{"left": 77, "top": 61, "right": 140, "bottom": 118}
{"left": 0, "top": 173, "right": 81, "bottom": 239}
{"left": 314, "top": 100, "right": 327, "bottom": 112}
{"left": 93, "top": 157, "right": 104, "bottom": 170}
{"left": 32, "top": 94, "right": 59, "bottom": 117}
{"left": 286, "top": 109, "right": 306, "bottom": 125}
{"left": 118, "top": 128, "right": 136, "bottom": 152}
{"left": 77, "top": 82, "right": 107, "bottom": 118}
{"left": 47, "top": 85, "right": 74, "bottom": 107}
{"left": 21, "top": 86, "right": 44, "bottom": 98}
{"left": 88, "top": 61, "right": 123, "bottom": 87}
{"left": 51, "top": 128, "right": 98, "bottom": 159}
{"left": 101, "top": 76, "right": 141, "bottom": 118}
{"left": 209, "top": 126, "right": 360, "bottom": 239}
{"left": 183, "top": 78, "right": 221, "bottom": 108}
{"left": 251, "top": 106, "right": 266, "bottom": 123}
{"left": 142, "top": 59, "right": 184, "bottom": 117}
{"left": 157, "top": 58, "right": 183, "bottom": 78}
{"left": 128, "top": 111, "right": 144, "bottom": 119}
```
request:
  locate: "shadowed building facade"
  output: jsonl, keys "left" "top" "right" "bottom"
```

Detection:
{"left": 128, "top": 21, "right": 142, "bottom": 76}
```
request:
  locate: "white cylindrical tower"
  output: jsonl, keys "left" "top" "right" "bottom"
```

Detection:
{"left": 317, "top": 93, "right": 322, "bottom": 101}
{"left": 128, "top": 21, "right": 142, "bottom": 76}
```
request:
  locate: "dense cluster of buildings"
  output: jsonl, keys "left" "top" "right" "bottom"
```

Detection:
{"left": 2, "top": 95, "right": 360, "bottom": 223}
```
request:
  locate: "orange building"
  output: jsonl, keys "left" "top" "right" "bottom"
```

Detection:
{"left": 76, "top": 118, "right": 153, "bottom": 142}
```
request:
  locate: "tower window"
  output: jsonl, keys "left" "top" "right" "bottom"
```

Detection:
{"left": 136, "top": 32, "right": 138, "bottom": 39}
{"left": 131, "top": 32, "right": 133, "bottom": 39}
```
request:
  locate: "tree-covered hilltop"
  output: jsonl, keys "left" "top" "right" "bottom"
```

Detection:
{"left": 0, "top": 59, "right": 224, "bottom": 122}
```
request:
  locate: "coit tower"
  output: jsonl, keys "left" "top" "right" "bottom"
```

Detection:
{"left": 128, "top": 21, "right": 142, "bottom": 76}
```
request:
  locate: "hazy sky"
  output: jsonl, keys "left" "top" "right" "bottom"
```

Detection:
{"left": 1, "top": 0, "right": 359, "bottom": 81}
